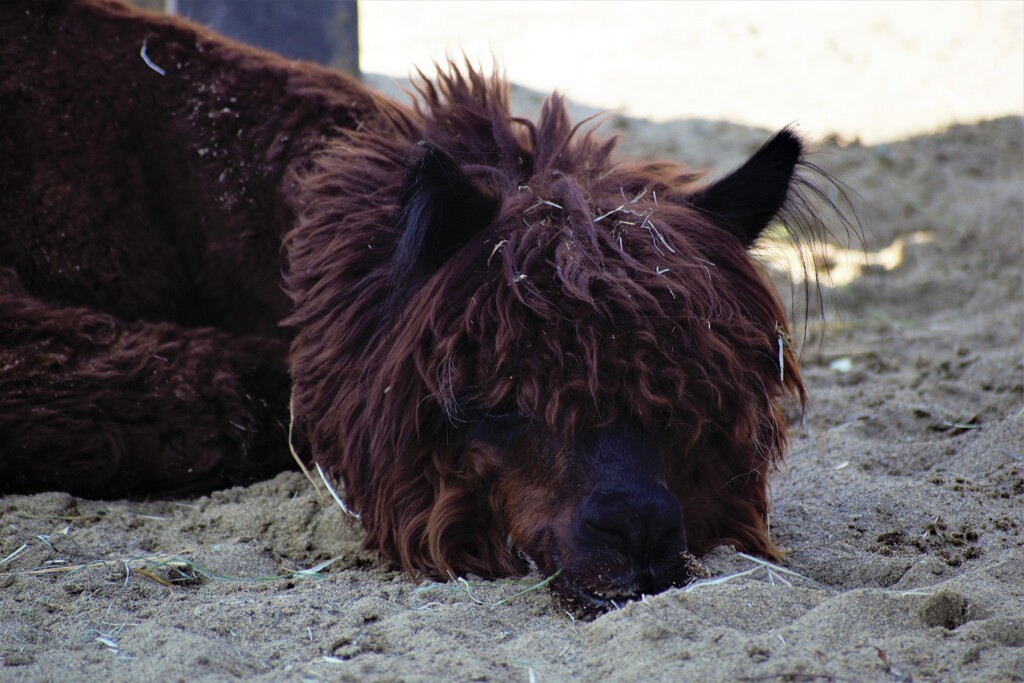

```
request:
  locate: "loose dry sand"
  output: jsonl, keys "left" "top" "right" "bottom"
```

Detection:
{"left": 2, "top": 4, "right": 1023, "bottom": 682}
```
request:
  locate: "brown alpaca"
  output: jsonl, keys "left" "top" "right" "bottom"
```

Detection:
{"left": 1, "top": 0, "right": 839, "bottom": 614}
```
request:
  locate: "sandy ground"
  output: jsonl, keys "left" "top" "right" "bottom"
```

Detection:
{"left": 2, "top": 3, "right": 1024, "bottom": 682}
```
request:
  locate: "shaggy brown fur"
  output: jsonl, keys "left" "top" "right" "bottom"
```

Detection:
{"left": 1, "top": 0, "right": 395, "bottom": 494}
{"left": 1, "top": 0, "right": 841, "bottom": 614}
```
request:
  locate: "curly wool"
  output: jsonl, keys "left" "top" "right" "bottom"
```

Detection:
{"left": 286, "top": 64, "right": 805, "bottom": 579}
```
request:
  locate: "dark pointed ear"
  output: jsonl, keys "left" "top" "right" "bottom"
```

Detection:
{"left": 394, "top": 141, "right": 500, "bottom": 280}
{"left": 689, "top": 128, "right": 803, "bottom": 246}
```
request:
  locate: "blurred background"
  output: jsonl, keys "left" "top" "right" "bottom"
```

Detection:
{"left": 360, "top": 1, "right": 1023, "bottom": 144}
{"left": 137, "top": 0, "right": 1022, "bottom": 143}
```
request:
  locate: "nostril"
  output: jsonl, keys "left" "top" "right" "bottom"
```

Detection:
{"left": 581, "top": 518, "right": 631, "bottom": 549}
{"left": 654, "top": 518, "right": 685, "bottom": 554}
{"left": 637, "top": 515, "right": 683, "bottom": 560}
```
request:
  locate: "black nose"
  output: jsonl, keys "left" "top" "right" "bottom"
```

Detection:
{"left": 577, "top": 485, "right": 685, "bottom": 561}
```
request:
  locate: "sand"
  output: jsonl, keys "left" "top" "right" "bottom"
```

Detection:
{"left": 2, "top": 11, "right": 1024, "bottom": 683}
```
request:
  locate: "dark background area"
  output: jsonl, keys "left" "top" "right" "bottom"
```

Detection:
{"left": 131, "top": 0, "right": 359, "bottom": 74}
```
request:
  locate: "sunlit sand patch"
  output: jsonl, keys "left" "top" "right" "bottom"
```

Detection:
{"left": 753, "top": 231, "right": 934, "bottom": 287}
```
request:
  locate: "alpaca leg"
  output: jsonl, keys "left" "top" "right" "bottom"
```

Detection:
{"left": 0, "top": 276, "right": 293, "bottom": 496}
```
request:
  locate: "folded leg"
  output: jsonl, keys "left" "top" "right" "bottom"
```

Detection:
{"left": 0, "top": 272, "right": 293, "bottom": 497}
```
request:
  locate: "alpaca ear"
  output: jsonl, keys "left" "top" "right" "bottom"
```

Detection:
{"left": 689, "top": 128, "right": 803, "bottom": 246}
{"left": 394, "top": 142, "right": 499, "bottom": 279}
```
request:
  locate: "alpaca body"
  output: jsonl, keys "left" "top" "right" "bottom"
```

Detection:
{"left": 1, "top": 0, "right": 832, "bottom": 613}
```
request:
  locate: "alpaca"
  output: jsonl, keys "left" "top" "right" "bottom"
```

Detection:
{"left": 1, "top": 0, "right": 840, "bottom": 614}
